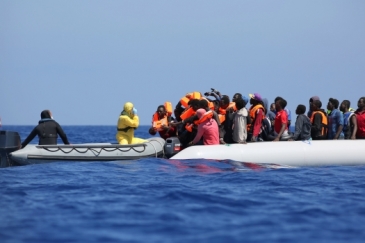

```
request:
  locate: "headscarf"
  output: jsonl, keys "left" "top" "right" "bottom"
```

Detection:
{"left": 121, "top": 102, "right": 134, "bottom": 118}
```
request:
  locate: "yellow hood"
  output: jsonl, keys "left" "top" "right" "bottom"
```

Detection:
{"left": 122, "top": 102, "right": 134, "bottom": 118}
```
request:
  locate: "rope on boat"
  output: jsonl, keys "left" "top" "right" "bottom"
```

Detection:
{"left": 38, "top": 144, "right": 148, "bottom": 156}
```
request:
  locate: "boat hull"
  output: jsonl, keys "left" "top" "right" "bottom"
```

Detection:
{"left": 170, "top": 140, "right": 365, "bottom": 167}
{"left": 10, "top": 137, "right": 166, "bottom": 165}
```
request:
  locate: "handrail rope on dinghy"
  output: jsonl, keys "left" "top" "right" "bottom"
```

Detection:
{"left": 36, "top": 144, "right": 148, "bottom": 156}
{"left": 144, "top": 138, "right": 165, "bottom": 158}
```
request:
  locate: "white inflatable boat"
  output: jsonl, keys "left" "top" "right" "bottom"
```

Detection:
{"left": 10, "top": 137, "right": 166, "bottom": 166}
{"left": 170, "top": 140, "right": 365, "bottom": 167}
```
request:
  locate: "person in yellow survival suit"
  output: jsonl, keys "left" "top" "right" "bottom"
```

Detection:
{"left": 116, "top": 102, "right": 147, "bottom": 145}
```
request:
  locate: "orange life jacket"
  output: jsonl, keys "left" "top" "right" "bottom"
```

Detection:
{"left": 180, "top": 92, "right": 202, "bottom": 108}
{"left": 247, "top": 104, "right": 265, "bottom": 132}
{"left": 152, "top": 101, "right": 173, "bottom": 131}
{"left": 185, "top": 110, "right": 214, "bottom": 132}
{"left": 218, "top": 114, "right": 225, "bottom": 124}
{"left": 152, "top": 112, "right": 168, "bottom": 130}
{"left": 180, "top": 107, "right": 196, "bottom": 121}
{"left": 217, "top": 102, "right": 236, "bottom": 123}
{"left": 310, "top": 111, "right": 328, "bottom": 137}
{"left": 164, "top": 101, "right": 173, "bottom": 116}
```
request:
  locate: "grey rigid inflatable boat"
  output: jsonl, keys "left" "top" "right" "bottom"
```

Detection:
{"left": 9, "top": 137, "right": 166, "bottom": 166}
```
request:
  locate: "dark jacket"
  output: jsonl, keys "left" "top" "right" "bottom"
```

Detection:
{"left": 21, "top": 110, "right": 70, "bottom": 148}
{"left": 311, "top": 110, "right": 327, "bottom": 140}
{"left": 292, "top": 114, "right": 311, "bottom": 140}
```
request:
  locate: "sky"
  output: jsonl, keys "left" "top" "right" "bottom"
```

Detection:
{"left": 1, "top": 0, "right": 364, "bottom": 125}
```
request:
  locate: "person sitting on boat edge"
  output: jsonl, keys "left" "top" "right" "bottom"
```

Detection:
{"left": 231, "top": 97, "right": 250, "bottom": 144}
{"left": 21, "top": 110, "right": 70, "bottom": 148}
{"left": 149, "top": 104, "right": 177, "bottom": 140}
{"left": 340, "top": 100, "right": 357, "bottom": 140}
{"left": 288, "top": 105, "right": 311, "bottom": 141}
{"left": 310, "top": 100, "right": 328, "bottom": 140}
{"left": 189, "top": 108, "right": 219, "bottom": 146}
{"left": 355, "top": 97, "right": 365, "bottom": 139}
{"left": 327, "top": 98, "right": 344, "bottom": 139}
{"left": 116, "top": 102, "right": 147, "bottom": 145}
{"left": 271, "top": 98, "right": 291, "bottom": 142}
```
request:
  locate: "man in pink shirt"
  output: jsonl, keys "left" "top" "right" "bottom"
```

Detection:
{"left": 189, "top": 109, "right": 220, "bottom": 145}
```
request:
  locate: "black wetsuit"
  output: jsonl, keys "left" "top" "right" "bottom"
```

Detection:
{"left": 21, "top": 111, "right": 70, "bottom": 148}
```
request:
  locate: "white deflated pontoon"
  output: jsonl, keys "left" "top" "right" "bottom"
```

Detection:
{"left": 170, "top": 140, "right": 365, "bottom": 167}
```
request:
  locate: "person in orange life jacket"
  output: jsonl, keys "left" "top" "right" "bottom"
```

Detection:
{"left": 231, "top": 97, "right": 251, "bottom": 144}
{"left": 275, "top": 96, "right": 292, "bottom": 129}
{"left": 327, "top": 98, "right": 344, "bottom": 140}
{"left": 149, "top": 105, "right": 177, "bottom": 140}
{"left": 307, "top": 96, "right": 320, "bottom": 118}
{"left": 21, "top": 110, "right": 70, "bottom": 148}
{"left": 189, "top": 109, "right": 220, "bottom": 145}
{"left": 339, "top": 100, "right": 357, "bottom": 140}
{"left": 288, "top": 105, "right": 311, "bottom": 141}
{"left": 177, "top": 99, "right": 220, "bottom": 136}
{"left": 247, "top": 93, "right": 265, "bottom": 142}
{"left": 310, "top": 100, "right": 328, "bottom": 140}
{"left": 199, "top": 99, "right": 221, "bottom": 126}
{"left": 272, "top": 98, "right": 290, "bottom": 142}
{"left": 174, "top": 92, "right": 202, "bottom": 122}
{"left": 355, "top": 97, "right": 365, "bottom": 139}
{"left": 174, "top": 99, "right": 200, "bottom": 148}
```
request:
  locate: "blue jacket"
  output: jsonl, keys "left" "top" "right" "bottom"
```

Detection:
{"left": 327, "top": 109, "right": 344, "bottom": 139}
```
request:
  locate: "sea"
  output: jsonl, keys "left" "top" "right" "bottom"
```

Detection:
{"left": 1, "top": 125, "right": 364, "bottom": 243}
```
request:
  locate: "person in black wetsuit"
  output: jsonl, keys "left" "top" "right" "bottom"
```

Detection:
{"left": 21, "top": 110, "right": 70, "bottom": 148}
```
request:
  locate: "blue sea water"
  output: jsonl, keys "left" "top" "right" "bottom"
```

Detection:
{"left": 1, "top": 125, "right": 365, "bottom": 243}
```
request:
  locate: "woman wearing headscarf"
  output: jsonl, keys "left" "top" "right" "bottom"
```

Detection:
{"left": 116, "top": 102, "right": 147, "bottom": 144}
{"left": 21, "top": 110, "right": 70, "bottom": 148}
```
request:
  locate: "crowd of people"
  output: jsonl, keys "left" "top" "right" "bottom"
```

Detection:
{"left": 20, "top": 91, "right": 365, "bottom": 148}
{"left": 147, "top": 89, "right": 365, "bottom": 148}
